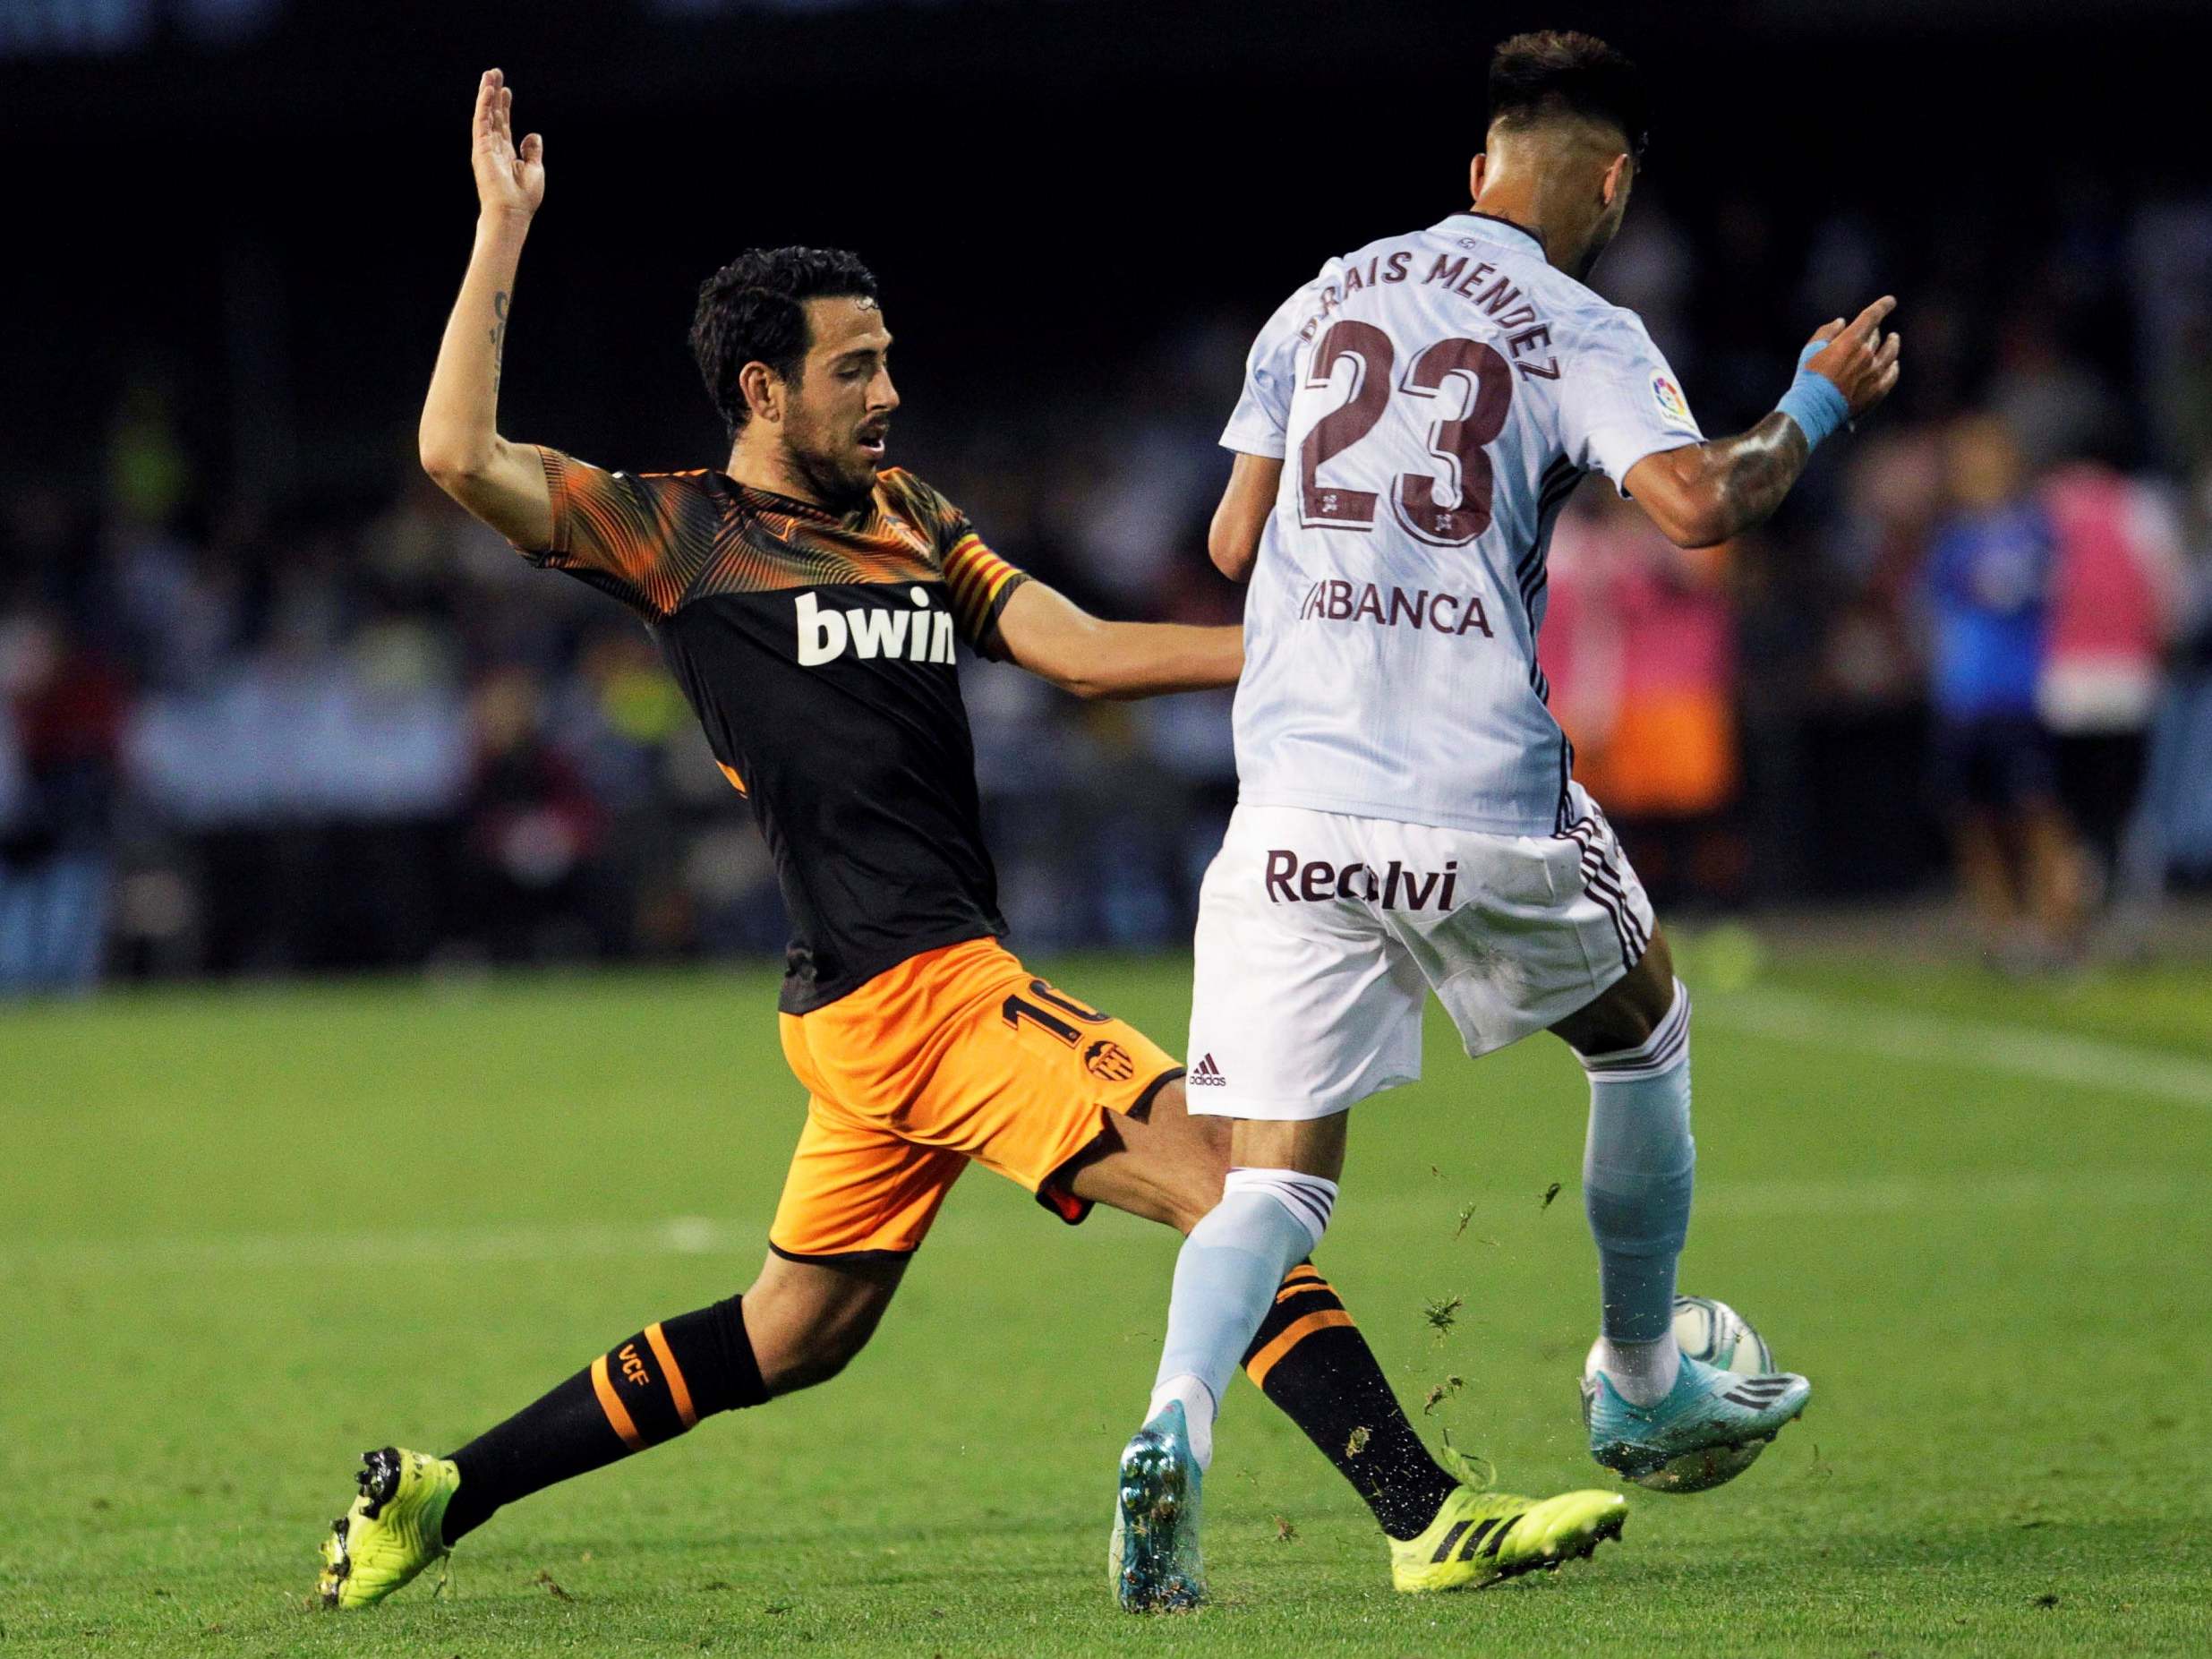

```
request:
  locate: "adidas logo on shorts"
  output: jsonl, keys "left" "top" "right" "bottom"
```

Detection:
{"left": 1190, "top": 1054, "right": 1227, "bottom": 1087}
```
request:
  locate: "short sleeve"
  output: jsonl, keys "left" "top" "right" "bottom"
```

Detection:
{"left": 514, "top": 447, "right": 688, "bottom": 616}
{"left": 941, "top": 526, "right": 1030, "bottom": 656}
{"left": 1557, "top": 312, "right": 1704, "bottom": 496}
{"left": 1219, "top": 286, "right": 1311, "bottom": 459}
{"left": 888, "top": 470, "right": 1032, "bottom": 655}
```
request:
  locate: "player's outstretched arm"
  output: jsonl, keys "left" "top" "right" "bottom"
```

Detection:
{"left": 1624, "top": 295, "right": 1900, "bottom": 550}
{"left": 1208, "top": 453, "right": 1281, "bottom": 583}
{"left": 419, "top": 68, "right": 552, "bottom": 549}
{"left": 992, "top": 581, "right": 1242, "bottom": 700}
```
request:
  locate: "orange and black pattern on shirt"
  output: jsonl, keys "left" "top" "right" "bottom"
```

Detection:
{"left": 526, "top": 448, "right": 1023, "bottom": 637}
{"left": 516, "top": 449, "right": 1031, "bottom": 1012}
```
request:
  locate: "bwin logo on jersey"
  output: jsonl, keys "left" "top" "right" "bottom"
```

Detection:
{"left": 797, "top": 586, "right": 957, "bottom": 667}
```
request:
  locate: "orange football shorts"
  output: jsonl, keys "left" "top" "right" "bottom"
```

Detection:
{"left": 769, "top": 936, "right": 1183, "bottom": 1261}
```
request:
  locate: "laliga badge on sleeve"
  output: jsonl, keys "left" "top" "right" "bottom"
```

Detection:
{"left": 1651, "top": 372, "right": 1698, "bottom": 432}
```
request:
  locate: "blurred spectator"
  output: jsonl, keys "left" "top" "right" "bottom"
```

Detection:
{"left": 2126, "top": 193, "right": 2212, "bottom": 470}
{"left": 1766, "top": 428, "right": 1946, "bottom": 900}
{"left": 1987, "top": 312, "right": 2119, "bottom": 472}
{"left": 13, "top": 174, "right": 2212, "bottom": 990}
{"left": 1820, "top": 429, "right": 1945, "bottom": 708}
{"left": 547, "top": 621, "right": 701, "bottom": 956}
{"left": 2038, "top": 459, "right": 2190, "bottom": 916}
{"left": 465, "top": 666, "right": 605, "bottom": 963}
{"left": 2136, "top": 458, "right": 2212, "bottom": 885}
{"left": 0, "top": 611, "right": 128, "bottom": 994}
{"left": 1545, "top": 491, "right": 1741, "bottom": 908}
{"left": 105, "top": 380, "right": 193, "bottom": 535}
{"left": 1922, "top": 416, "right": 2085, "bottom": 965}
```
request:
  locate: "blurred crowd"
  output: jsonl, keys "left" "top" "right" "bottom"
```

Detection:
{"left": 6, "top": 188, "right": 2212, "bottom": 994}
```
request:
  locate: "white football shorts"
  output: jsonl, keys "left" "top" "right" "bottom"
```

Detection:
{"left": 1184, "top": 784, "right": 1655, "bottom": 1121}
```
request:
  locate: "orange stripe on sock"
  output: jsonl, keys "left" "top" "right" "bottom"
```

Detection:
{"left": 1275, "top": 1269, "right": 1328, "bottom": 1304}
{"left": 590, "top": 1354, "right": 645, "bottom": 1450}
{"left": 643, "top": 1321, "right": 696, "bottom": 1430}
{"left": 1244, "top": 1308, "right": 1354, "bottom": 1390}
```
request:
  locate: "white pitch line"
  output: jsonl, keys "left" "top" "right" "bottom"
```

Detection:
{"left": 1687, "top": 1169, "right": 2202, "bottom": 1218}
{"left": 6, "top": 1167, "right": 2204, "bottom": 1276}
{"left": 1699, "top": 986, "right": 2212, "bottom": 1108}
{"left": 0, "top": 1215, "right": 750, "bottom": 1275}
{"left": 1351, "top": 1169, "right": 2200, "bottom": 1227}
{"left": 7, "top": 992, "right": 2206, "bottom": 1276}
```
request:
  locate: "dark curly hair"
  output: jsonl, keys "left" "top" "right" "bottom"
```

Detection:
{"left": 1488, "top": 31, "right": 1649, "bottom": 160}
{"left": 689, "top": 246, "right": 881, "bottom": 436}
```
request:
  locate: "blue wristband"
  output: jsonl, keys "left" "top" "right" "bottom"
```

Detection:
{"left": 1773, "top": 339, "right": 1849, "bottom": 450}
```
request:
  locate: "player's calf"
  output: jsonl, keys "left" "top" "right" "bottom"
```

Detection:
{"left": 1560, "top": 956, "right": 1696, "bottom": 1409}
{"left": 1147, "top": 1165, "right": 1340, "bottom": 1472}
{"left": 315, "top": 1292, "right": 776, "bottom": 1603}
{"left": 433, "top": 1295, "right": 773, "bottom": 1548}
{"left": 1241, "top": 1262, "right": 1459, "bottom": 1543}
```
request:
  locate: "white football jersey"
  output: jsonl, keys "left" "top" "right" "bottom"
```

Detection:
{"left": 1224, "top": 212, "right": 1703, "bottom": 834}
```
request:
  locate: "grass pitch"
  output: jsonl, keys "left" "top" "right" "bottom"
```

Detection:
{"left": 4, "top": 941, "right": 2209, "bottom": 1655}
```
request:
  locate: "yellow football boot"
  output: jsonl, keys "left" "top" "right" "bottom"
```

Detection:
{"left": 316, "top": 1447, "right": 460, "bottom": 1609}
{"left": 1391, "top": 1484, "right": 1627, "bottom": 1593}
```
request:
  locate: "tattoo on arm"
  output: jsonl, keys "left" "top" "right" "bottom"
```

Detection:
{"left": 489, "top": 290, "right": 510, "bottom": 397}
{"left": 1708, "top": 412, "right": 1809, "bottom": 540}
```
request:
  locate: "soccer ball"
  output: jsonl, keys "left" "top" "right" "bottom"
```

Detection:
{"left": 1629, "top": 1294, "right": 1781, "bottom": 1493}
{"left": 1672, "top": 1292, "right": 1773, "bottom": 1375}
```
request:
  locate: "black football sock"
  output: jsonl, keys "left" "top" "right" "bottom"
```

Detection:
{"left": 438, "top": 1295, "right": 767, "bottom": 1544}
{"left": 1242, "top": 1262, "right": 1461, "bottom": 1542}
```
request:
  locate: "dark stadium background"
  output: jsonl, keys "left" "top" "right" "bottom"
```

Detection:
{"left": 7, "top": 0, "right": 2212, "bottom": 985}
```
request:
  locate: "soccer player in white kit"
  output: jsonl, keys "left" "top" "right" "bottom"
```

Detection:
{"left": 1112, "top": 31, "right": 1902, "bottom": 1612}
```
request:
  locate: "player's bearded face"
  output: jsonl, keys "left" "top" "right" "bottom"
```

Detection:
{"left": 781, "top": 296, "right": 899, "bottom": 509}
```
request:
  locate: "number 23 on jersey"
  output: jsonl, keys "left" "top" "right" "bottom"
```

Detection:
{"left": 1298, "top": 321, "right": 1515, "bottom": 549}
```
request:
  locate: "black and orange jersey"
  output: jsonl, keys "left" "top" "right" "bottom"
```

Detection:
{"left": 517, "top": 448, "right": 1029, "bottom": 1012}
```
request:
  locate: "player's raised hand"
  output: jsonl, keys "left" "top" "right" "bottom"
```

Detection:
{"left": 1804, "top": 295, "right": 1901, "bottom": 419}
{"left": 471, "top": 69, "right": 545, "bottom": 222}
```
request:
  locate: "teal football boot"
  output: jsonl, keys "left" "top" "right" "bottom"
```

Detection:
{"left": 1110, "top": 1401, "right": 1206, "bottom": 1612}
{"left": 1583, "top": 1353, "right": 1810, "bottom": 1492}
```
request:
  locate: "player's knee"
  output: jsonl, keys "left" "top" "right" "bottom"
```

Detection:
{"left": 740, "top": 1265, "right": 894, "bottom": 1397}
{"left": 1575, "top": 976, "right": 1691, "bottom": 1077}
{"left": 1162, "top": 1178, "right": 1221, "bottom": 1237}
{"left": 1112, "top": 1153, "right": 1224, "bottom": 1237}
{"left": 1163, "top": 1116, "right": 1234, "bottom": 1236}
{"left": 1191, "top": 1109, "right": 1232, "bottom": 1162}
{"left": 773, "top": 1338, "right": 861, "bottom": 1393}
{"left": 761, "top": 1317, "right": 875, "bottom": 1395}
{"left": 1201, "top": 1167, "right": 1339, "bottom": 1256}
{"left": 1074, "top": 1080, "right": 1234, "bottom": 1235}
{"left": 1559, "top": 938, "right": 1681, "bottom": 1057}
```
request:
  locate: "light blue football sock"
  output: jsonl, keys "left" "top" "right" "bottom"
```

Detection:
{"left": 1149, "top": 1171, "right": 1336, "bottom": 1468}
{"left": 1579, "top": 982, "right": 1695, "bottom": 1349}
